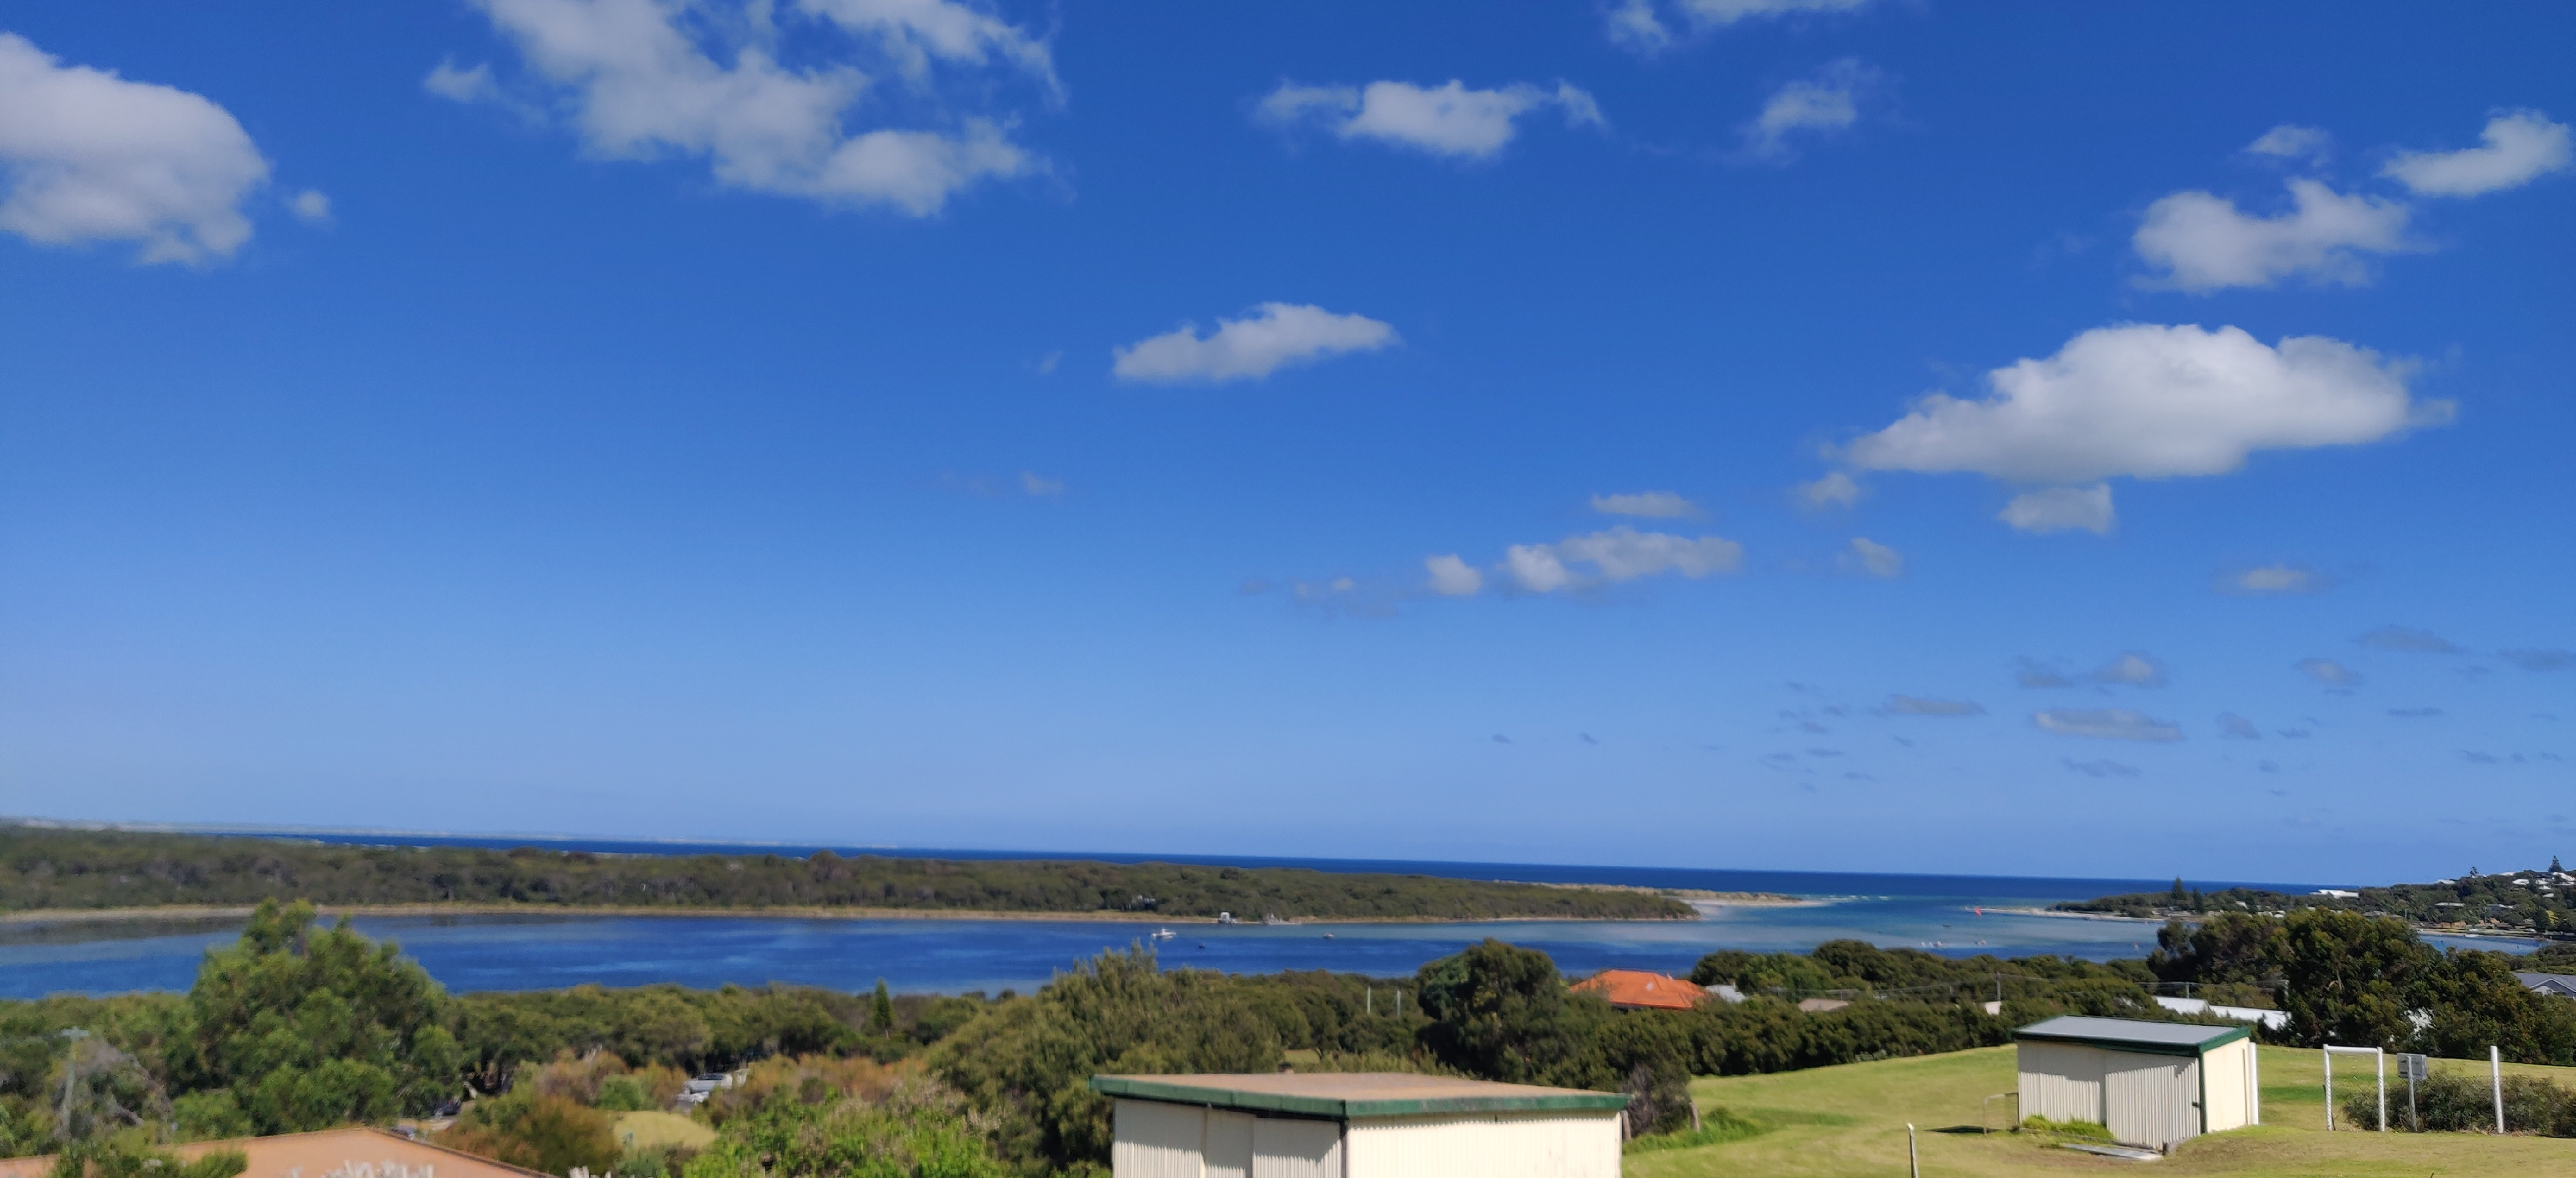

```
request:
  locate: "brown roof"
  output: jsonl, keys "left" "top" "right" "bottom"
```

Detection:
{"left": 0, "top": 1128, "right": 549, "bottom": 1178}
{"left": 1570, "top": 969, "right": 1709, "bottom": 1011}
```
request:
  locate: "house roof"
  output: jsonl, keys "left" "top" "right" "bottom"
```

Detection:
{"left": 0, "top": 1128, "right": 549, "bottom": 1178}
{"left": 1088, "top": 1072, "right": 1629, "bottom": 1119}
{"left": 1570, "top": 968, "right": 1707, "bottom": 1011}
{"left": 2517, "top": 971, "right": 2576, "bottom": 996}
{"left": 2016, "top": 1015, "right": 2252, "bottom": 1057}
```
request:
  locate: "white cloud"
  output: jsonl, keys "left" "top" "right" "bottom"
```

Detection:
{"left": 1740, "top": 59, "right": 1875, "bottom": 162}
{"left": 2220, "top": 563, "right": 2329, "bottom": 595}
{"left": 1847, "top": 324, "right": 2442, "bottom": 485}
{"left": 288, "top": 189, "right": 331, "bottom": 223}
{"left": 1590, "top": 491, "right": 1698, "bottom": 518}
{"left": 1424, "top": 554, "right": 1483, "bottom": 597}
{"left": 1017, "top": 470, "right": 1062, "bottom": 496}
{"left": 1796, "top": 471, "right": 1863, "bottom": 509}
{"left": 2091, "top": 652, "right": 2167, "bottom": 687}
{"left": 2501, "top": 649, "right": 2574, "bottom": 672}
{"left": 2218, "top": 712, "right": 2262, "bottom": 739}
{"left": 2356, "top": 625, "right": 2460, "bottom": 654}
{"left": 2245, "top": 124, "right": 2331, "bottom": 163}
{"left": 1886, "top": 695, "right": 1981, "bottom": 717}
{"left": 1999, "top": 485, "right": 2113, "bottom": 535}
{"left": 2034, "top": 707, "right": 2183, "bottom": 742}
{"left": 2296, "top": 657, "right": 2360, "bottom": 686}
{"left": 1112, "top": 302, "right": 1398, "bottom": 383}
{"left": 2383, "top": 110, "right": 2572, "bottom": 198}
{"left": 439, "top": 0, "right": 1048, "bottom": 216}
{"left": 2132, "top": 180, "right": 2414, "bottom": 291}
{"left": 1607, "top": 0, "right": 1874, "bottom": 50}
{"left": 0, "top": 33, "right": 269, "bottom": 264}
{"left": 1256, "top": 79, "right": 1602, "bottom": 160}
{"left": 1845, "top": 537, "right": 1903, "bottom": 577}
{"left": 1501, "top": 526, "right": 1744, "bottom": 593}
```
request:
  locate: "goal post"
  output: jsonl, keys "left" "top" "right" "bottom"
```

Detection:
{"left": 2322, "top": 1045, "right": 2386, "bottom": 1132}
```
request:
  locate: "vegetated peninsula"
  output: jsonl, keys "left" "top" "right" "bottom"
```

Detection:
{"left": 2058, "top": 861, "right": 2575, "bottom": 939}
{"left": 0, "top": 824, "right": 1698, "bottom": 923}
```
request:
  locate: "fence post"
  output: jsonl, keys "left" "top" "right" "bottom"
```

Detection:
{"left": 1907, "top": 1123, "right": 1919, "bottom": 1178}
{"left": 2322, "top": 1046, "right": 2333, "bottom": 1131}
{"left": 2492, "top": 1045, "right": 2505, "bottom": 1133}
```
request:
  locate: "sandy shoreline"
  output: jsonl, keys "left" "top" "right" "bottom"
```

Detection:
{"left": 0, "top": 897, "right": 1732, "bottom": 929}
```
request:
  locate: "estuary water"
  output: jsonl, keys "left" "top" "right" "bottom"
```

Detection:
{"left": 0, "top": 844, "right": 2525, "bottom": 999}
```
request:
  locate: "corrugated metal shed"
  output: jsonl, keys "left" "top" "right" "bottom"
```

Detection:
{"left": 2014, "top": 1017, "right": 2259, "bottom": 1151}
{"left": 1092, "top": 1073, "right": 1626, "bottom": 1178}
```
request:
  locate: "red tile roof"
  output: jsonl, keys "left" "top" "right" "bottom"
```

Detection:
{"left": 1571, "top": 969, "right": 1708, "bottom": 1011}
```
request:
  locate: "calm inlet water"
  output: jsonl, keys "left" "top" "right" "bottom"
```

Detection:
{"left": 1, "top": 848, "right": 2527, "bottom": 998}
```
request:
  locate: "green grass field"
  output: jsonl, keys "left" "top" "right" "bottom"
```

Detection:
{"left": 1626, "top": 1045, "right": 2576, "bottom": 1177}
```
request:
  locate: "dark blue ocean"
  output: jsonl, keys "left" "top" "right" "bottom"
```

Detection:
{"left": 1, "top": 837, "right": 2528, "bottom": 999}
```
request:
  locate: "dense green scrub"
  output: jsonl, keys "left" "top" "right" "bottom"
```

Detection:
{"left": 0, "top": 825, "right": 1690, "bottom": 922}
{"left": 2063, "top": 861, "right": 2576, "bottom": 936}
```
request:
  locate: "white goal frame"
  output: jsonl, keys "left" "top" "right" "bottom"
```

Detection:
{"left": 2323, "top": 1045, "right": 2386, "bottom": 1132}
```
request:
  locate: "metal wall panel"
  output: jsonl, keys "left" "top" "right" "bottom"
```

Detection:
{"left": 1341, "top": 1111, "right": 1620, "bottom": 1178}
{"left": 2200, "top": 1039, "right": 2255, "bottom": 1133}
{"left": 1202, "top": 1111, "right": 1253, "bottom": 1178}
{"left": 2017, "top": 1042, "right": 2105, "bottom": 1124}
{"left": 1250, "top": 1117, "right": 1342, "bottom": 1178}
{"left": 1113, "top": 1099, "right": 1204, "bottom": 1178}
{"left": 2102, "top": 1052, "right": 2199, "bottom": 1150}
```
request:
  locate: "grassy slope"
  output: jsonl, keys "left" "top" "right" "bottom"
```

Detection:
{"left": 1629, "top": 1045, "right": 2576, "bottom": 1177}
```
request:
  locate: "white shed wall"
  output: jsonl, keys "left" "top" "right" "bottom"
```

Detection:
{"left": 2017, "top": 1041, "right": 2106, "bottom": 1125}
{"left": 1340, "top": 1111, "right": 1620, "bottom": 1178}
{"left": 2200, "top": 1039, "right": 2258, "bottom": 1133}
{"left": 2102, "top": 1052, "right": 2199, "bottom": 1150}
{"left": 1110, "top": 1101, "right": 1346, "bottom": 1178}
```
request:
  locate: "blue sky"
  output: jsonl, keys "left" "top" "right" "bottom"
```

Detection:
{"left": 0, "top": 1, "right": 2569, "bottom": 882}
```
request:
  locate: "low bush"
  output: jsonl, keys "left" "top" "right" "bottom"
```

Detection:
{"left": 2342, "top": 1069, "right": 2576, "bottom": 1136}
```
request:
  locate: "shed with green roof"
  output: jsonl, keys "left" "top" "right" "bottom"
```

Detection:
{"left": 1088, "top": 1072, "right": 1628, "bottom": 1178}
{"left": 2015, "top": 1015, "right": 2261, "bottom": 1150}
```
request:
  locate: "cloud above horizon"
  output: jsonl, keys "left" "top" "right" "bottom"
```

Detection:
{"left": 2092, "top": 652, "right": 2168, "bottom": 688}
{"left": 2218, "top": 563, "right": 2333, "bottom": 595}
{"left": 2356, "top": 625, "right": 2462, "bottom": 654}
{"left": 1256, "top": 79, "right": 1602, "bottom": 160}
{"left": 2297, "top": 657, "right": 2361, "bottom": 686}
{"left": 1112, "top": 302, "right": 1397, "bottom": 383}
{"left": 2132, "top": 179, "right": 2415, "bottom": 291}
{"left": 1845, "top": 537, "right": 1904, "bottom": 578}
{"left": 0, "top": 33, "right": 271, "bottom": 263}
{"left": 1740, "top": 59, "right": 1878, "bottom": 162}
{"left": 2501, "top": 649, "right": 2575, "bottom": 672}
{"left": 2383, "top": 110, "right": 2572, "bottom": 197}
{"left": 433, "top": 0, "right": 1053, "bottom": 216}
{"left": 1607, "top": 0, "right": 1874, "bottom": 52}
{"left": 1886, "top": 695, "right": 1982, "bottom": 717}
{"left": 2034, "top": 707, "right": 2184, "bottom": 742}
{"left": 1590, "top": 491, "right": 1699, "bottom": 518}
{"left": 1499, "top": 526, "right": 1744, "bottom": 595}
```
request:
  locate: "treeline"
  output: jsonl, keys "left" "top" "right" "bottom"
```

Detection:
{"left": 2064, "top": 861, "right": 2576, "bottom": 936}
{"left": 0, "top": 825, "right": 1691, "bottom": 922}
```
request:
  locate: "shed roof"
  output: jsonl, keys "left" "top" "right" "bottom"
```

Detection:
{"left": 1089, "top": 1072, "right": 1629, "bottom": 1119}
{"left": 1571, "top": 968, "right": 1707, "bottom": 1011}
{"left": 2016, "top": 1015, "right": 2251, "bottom": 1057}
{"left": 0, "top": 1128, "right": 548, "bottom": 1178}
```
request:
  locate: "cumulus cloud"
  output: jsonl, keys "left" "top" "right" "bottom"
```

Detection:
{"left": 288, "top": 189, "right": 331, "bottom": 223}
{"left": 1424, "top": 554, "right": 1483, "bottom": 597}
{"left": 2382, "top": 110, "right": 2572, "bottom": 198}
{"left": 2218, "top": 563, "right": 2332, "bottom": 596}
{"left": 1796, "top": 471, "right": 1863, "bottom": 509}
{"left": 1846, "top": 325, "right": 2443, "bottom": 489}
{"left": 2034, "top": 707, "right": 2183, "bottom": 742}
{"left": 2501, "top": 649, "right": 2575, "bottom": 672}
{"left": 1886, "top": 695, "right": 1982, "bottom": 717}
{"left": 2092, "top": 652, "right": 2168, "bottom": 688}
{"left": 2245, "top": 124, "right": 2331, "bottom": 164}
{"left": 2218, "top": 712, "right": 2262, "bottom": 739}
{"left": 2132, "top": 180, "right": 2415, "bottom": 291}
{"left": 1590, "top": 491, "right": 1699, "bottom": 518}
{"left": 1844, "top": 537, "right": 1904, "bottom": 577}
{"left": 2356, "top": 625, "right": 2461, "bottom": 654}
{"left": 1112, "top": 302, "right": 1397, "bottom": 383}
{"left": 436, "top": 0, "right": 1052, "bottom": 216}
{"left": 1500, "top": 526, "right": 1744, "bottom": 594}
{"left": 0, "top": 33, "right": 271, "bottom": 263}
{"left": 2297, "top": 657, "right": 2360, "bottom": 686}
{"left": 1999, "top": 485, "right": 2114, "bottom": 535}
{"left": 1256, "top": 79, "right": 1602, "bottom": 160}
{"left": 1740, "top": 59, "right": 1877, "bottom": 162}
{"left": 2064, "top": 758, "right": 2141, "bottom": 779}
{"left": 1606, "top": 0, "right": 1874, "bottom": 51}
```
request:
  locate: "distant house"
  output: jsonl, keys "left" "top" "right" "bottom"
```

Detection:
{"left": 1796, "top": 998, "right": 1851, "bottom": 1013}
{"left": 2518, "top": 971, "right": 2576, "bottom": 998}
{"left": 1571, "top": 969, "right": 1707, "bottom": 1012}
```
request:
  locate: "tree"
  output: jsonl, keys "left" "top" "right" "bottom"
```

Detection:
{"left": 440, "top": 1094, "right": 618, "bottom": 1177}
{"left": 1413, "top": 940, "right": 1610, "bottom": 1087}
{"left": 684, "top": 1083, "right": 1001, "bottom": 1178}
{"left": 870, "top": 981, "right": 896, "bottom": 1036}
{"left": 179, "top": 899, "right": 461, "bottom": 1133}
{"left": 2266, "top": 909, "right": 2438, "bottom": 1049}
{"left": 47, "top": 1138, "right": 244, "bottom": 1178}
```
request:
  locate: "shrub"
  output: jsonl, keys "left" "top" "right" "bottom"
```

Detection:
{"left": 2343, "top": 1069, "right": 2576, "bottom": 1136}
{"left": 439, "top": 1094, "right": 621, "bottom": 1176}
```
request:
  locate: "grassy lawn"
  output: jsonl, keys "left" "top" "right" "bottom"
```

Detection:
{"left": 1627, "top": 1045, "right": 2576, "bottom": 1177}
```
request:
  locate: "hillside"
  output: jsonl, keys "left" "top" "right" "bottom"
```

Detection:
{"left": 0, "top": 824, "right": 1696, "bottom": 922}
{"left": 2059, "top": 864, "right": 2575, "bottom": 938}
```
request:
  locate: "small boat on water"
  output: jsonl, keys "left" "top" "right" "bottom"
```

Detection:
{"left": 1150, "top": 928, "right": 1177, "bottom": 941}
